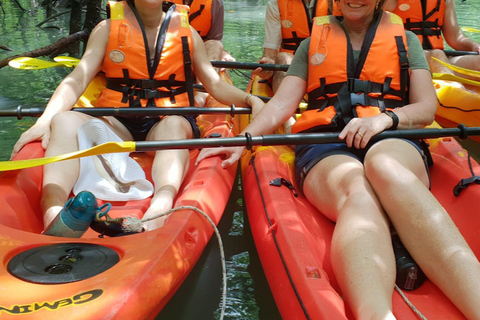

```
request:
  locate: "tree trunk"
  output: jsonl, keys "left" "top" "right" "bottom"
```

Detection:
{"left": 67, "top": 0, "right": 84, "bottom": 56}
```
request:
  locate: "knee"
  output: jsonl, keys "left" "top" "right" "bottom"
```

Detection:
{"left": 364, "top": 152, "right": 411, "bottom": 190}
{"left": 50, "top": 111, "right": 87, "bottom": 135}
{"left": 151, "top": 116, "right": 191, "bottom": 140}
{"left": 428, "top": 49, "right": 447, "bottom": 60}
{"left": 275, "top": 52, "right": 293, "bottom": 65}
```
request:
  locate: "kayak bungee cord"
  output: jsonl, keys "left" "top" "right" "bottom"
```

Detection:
{"left": 95, "top": 205, "right": 228, "bottom": 319}
{"left": 394, "top": 286, "right": 428, "bottom": 320}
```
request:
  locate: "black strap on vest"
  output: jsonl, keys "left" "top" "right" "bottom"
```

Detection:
{"left": 281, "top": 31, "right": 306, "bottom": 53}
{"left": 181, "top": 36, "right": 196, "bottom": 107}
{"left": 189, "top": 4, "right": 205, "bottom": 22}
{"left": 404, "top": 0, "right": 443, "bottom": 49}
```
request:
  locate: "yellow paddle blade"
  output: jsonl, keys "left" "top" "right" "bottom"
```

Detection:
{"left": 8, "top": 57, "right": 63, "bottom": 70}
{"left": 53, "top": 56, "right": 80, "bottom": 68}
{"left": 461, "top": 26, "right": 480, "bottom": 33}
{"left": 431, "top": 56, "right": 480, "bottom": 79}
{"left": 432, "top": 73, "right": 480, "bottom": 86}
{"left": 0, "top": 141, "right": 136, "bottom": 172}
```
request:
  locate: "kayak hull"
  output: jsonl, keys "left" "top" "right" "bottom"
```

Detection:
{"left": 241, "top": 76, "right": 480, "bottom": 320}
{"left": 0, "top": 88, "right": 239, "bottom": 319}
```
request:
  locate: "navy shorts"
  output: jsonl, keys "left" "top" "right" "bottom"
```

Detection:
{"left": 114, "top": 115, "right": 200, "bottom": 141}
{"left": 294, "top": 139, "right": 431, "bottom": 192}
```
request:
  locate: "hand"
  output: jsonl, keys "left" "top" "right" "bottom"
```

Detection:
{"left": 219, "top": 50, "right": 236, "bottom": 72}
{"left": 252, "top": 56, "right": 275, "bottom": 80}
{"left": 222, "top": 50, "right": 236, "bottom": 62}
{"left": 338, "top": 114, "right": 393, "bottom": 149}
{"left": 196, "top": 146, "right": 245, "bottom": 168}
{"left": 11, "top": 120, "right": 50, "bottom": 159}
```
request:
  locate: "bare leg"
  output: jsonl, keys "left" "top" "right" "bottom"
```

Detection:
{"left": 365, "top": 139, "right": 480, "bottom": 320}
{"left": 303, "top": 155, "right": 397, "bottom": 319}
{"left": 42, "top": 113, "right": 132, "bottom": 228}
{"left": 41, "top": 111, "right": 95, "bottom": 227}
{"left": 142, "top": 116, "right": 194, "bottom": 230}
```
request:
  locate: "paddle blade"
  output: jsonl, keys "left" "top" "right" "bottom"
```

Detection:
{"left": 53, "top": 56, "right": 80, "bottom": 68}
{"left": 8, "top": 57, "right": 62, "bottom": 70}
{"left": 431, "top": 57, "right": 480, "bottom": 79}
{"left": 432, "top": 73, "right": 480, "bottom": 86}
{"left": 0, "top": 142, "right": 136, "bottom": 171}
{"left": 462, "top": 26, "right": 480, "bottom": 33}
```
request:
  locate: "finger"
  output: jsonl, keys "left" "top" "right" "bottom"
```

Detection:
{"left": 221, "top": 153, "right": 240, "bottom": 168}
{"left": 196, "top": 148, "right": 227, "bottom": 165}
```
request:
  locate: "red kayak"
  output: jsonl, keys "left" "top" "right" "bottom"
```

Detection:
{"left": 0, "top": 75, "right": 239, "bottom": 319}
{"left": 241, "top": 76, "right": 480, "bottom": 319}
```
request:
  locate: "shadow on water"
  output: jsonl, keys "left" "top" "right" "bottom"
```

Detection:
{"left": 157, "top": 169, "right": 282, "bottom": 320}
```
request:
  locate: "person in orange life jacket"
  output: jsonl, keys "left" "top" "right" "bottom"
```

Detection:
{"left": 253, "top": 0, "right": 331, "bottom": 92}
{"left": 171, "top": 0, "right": 235, "bottom": 106}
{"left": 197, "top": 0, "right": 480, "bottom": 318}
{"left": 386, "top": 0, "right": 480, "bottom": 93}
{"left": 252, "top": 0, "right": 335, "bottom": 133}
{"left": 11, "top": 0, "right": 264, "bottom": 233}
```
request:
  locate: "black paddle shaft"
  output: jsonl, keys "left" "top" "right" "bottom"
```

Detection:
{"left": 133, "top": 125, "right": 480, "bottom": 152}
{"left": 0, "top": 105, "right": 253, "bottom": 119}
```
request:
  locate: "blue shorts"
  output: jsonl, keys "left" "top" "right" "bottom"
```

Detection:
{"left": 114, "top": 115, "right": 200, "bottom": 141}
{"left": 294, "top": 139, "right": 431, "bottom": 192}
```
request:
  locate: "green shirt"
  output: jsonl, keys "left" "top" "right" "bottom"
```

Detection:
{"left": 286, "top": 31, "right": 429, "bottom": 80}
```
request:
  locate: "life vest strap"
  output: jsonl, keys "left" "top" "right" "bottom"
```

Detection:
{"left": 281, "top": 32, "right": 305, "bottom": 53}
{"left": 106, "top": 76, "right": 189, "bottom": 106}
{"left": 404, "top": 20, "right": 442, "bottom": 36}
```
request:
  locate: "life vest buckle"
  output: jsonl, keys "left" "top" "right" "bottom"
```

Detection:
{"left": 350, "top": 92, "right": 366, "bottom": 106}
{"left": 348, "top": 78, "right": 370, "bottom": 94}
{"left": 140, "top": 79, "right": 157, "bottom": 89}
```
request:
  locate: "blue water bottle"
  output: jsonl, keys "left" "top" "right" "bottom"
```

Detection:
{"left": 43, "top": 191, "right": 99, "bottom": 238}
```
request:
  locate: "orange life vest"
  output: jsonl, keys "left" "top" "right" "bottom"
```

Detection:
{"left": 97, "top": 1, "right": 195, "bottom": 108}
{"left": 278, "top": 0, "right": 330, "bottom": 53}
{"left": 171, "top": 0, "right": 212, "bottom": 39}
{"left": 393, "top": 0, "right": 445, "bottom": 49}
{"left": 291, "top": 12, "right": 410, "bottom": 133}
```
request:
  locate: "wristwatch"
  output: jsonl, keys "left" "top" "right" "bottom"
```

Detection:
{"left": 383, "top": 110, "right": 399, "bottom": 130}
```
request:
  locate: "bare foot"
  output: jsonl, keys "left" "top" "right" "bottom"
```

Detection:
{"left": 142, "top": 194, "right": 174, "bottom": 231}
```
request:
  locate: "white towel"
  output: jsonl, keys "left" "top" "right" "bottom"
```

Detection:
{"left": 74, "top": 119, "right": 154, "bottom": 201}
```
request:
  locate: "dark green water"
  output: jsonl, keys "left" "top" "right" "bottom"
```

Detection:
{"left": 1, "top": 0, "right": 480, "bottom": 319}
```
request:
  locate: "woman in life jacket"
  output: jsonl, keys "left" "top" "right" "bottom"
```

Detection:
{"left": 387, "top": 0, "right": 480, "bottom": 93}
{"left": 11, "top": 0, "right": 264, "bottom": 233}
{"left": 197, "top": 0, "right": 480, "bottom": 318}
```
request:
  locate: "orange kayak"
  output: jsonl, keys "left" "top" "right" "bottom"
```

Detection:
{"left": 241, "top": 76, "right": 480, "bottom": 319}
{"left": 0, "top": 76, "right": 239, "bottom": 319}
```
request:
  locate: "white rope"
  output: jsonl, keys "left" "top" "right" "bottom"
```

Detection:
{"left": 124, "top": 206, "right": 227, "bottom": 320}
{"left": 394, "top": 285, "right": 428, "bottom": 320}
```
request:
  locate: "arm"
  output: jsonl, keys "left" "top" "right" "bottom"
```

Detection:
{"left": 11, "top": 20, "right": 109, "bottom": 157}
{"left": 442, "top": 0, "right": 480, "bottom": 53}
{"left": 196, "top": 75, "right": 306, "bottom": 167}
{"left": 203, "top": 0, "right": 225, "bottom": 61}
{"left": 252, "top": 0, "right": 282, "bottom": 79}
{"left": 192, "top": 30, "right": 263, "bottom": 114}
